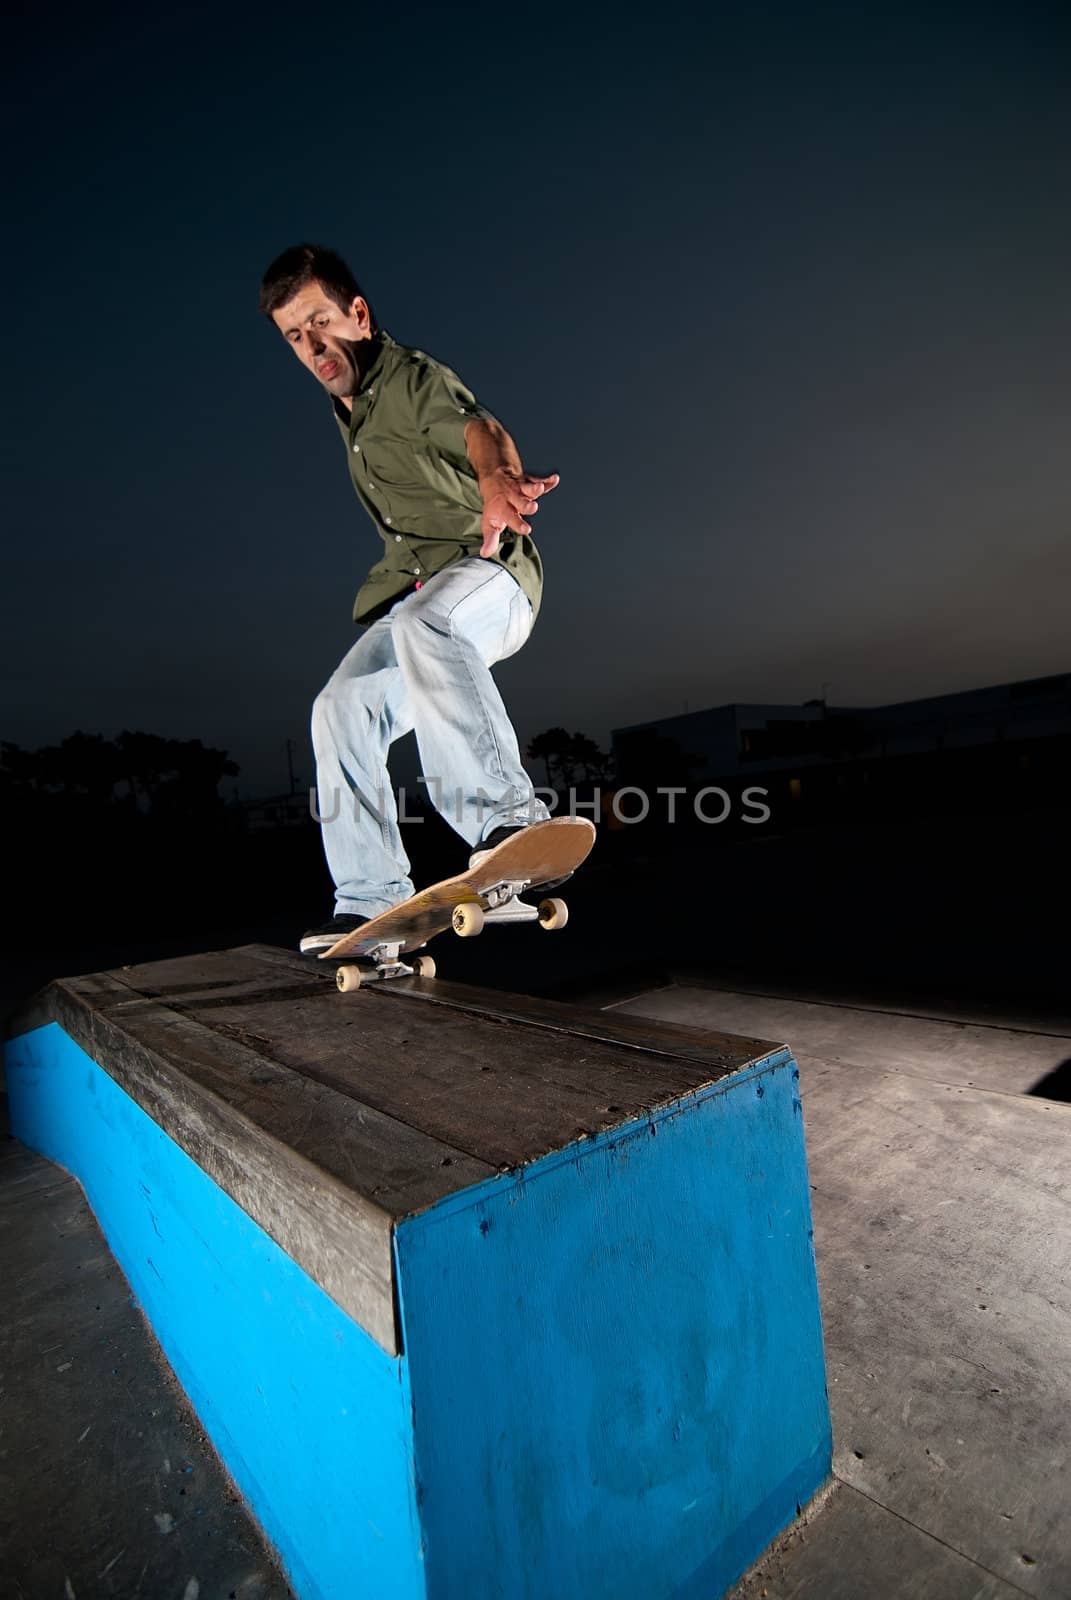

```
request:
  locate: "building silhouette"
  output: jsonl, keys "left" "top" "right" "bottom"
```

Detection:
{"left": 611, "top": 673, "right": 1069, "bottom": 829}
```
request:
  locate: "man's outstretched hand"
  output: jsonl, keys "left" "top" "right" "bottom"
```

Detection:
{"left": 478, "top": 469, "right": 560, "bottom": 557}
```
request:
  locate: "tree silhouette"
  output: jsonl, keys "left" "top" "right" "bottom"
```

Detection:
{"left": 566, "top": 732, "right": 613, "bottom": 784}
{"left": 527, "top": 727, "right": 572, "bottom": 787}
{"left": 115, "top": 731, "right": 239, "bottom": 815}
{"left": 35, "top": 732, "right": 124, "bottom": 804}
{"left": 0, "top": 731, "right": 238, "bottom": 817}
{"left": 527, "top": 728, "right": 613, "bottom": 787}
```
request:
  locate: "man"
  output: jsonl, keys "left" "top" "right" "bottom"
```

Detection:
{"left": 259, "top": 244, "right": 559, "bottom": 953}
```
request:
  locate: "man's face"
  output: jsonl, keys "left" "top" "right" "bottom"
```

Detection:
{"left": 272, "top": 281, "right": 374, "bottom": 399}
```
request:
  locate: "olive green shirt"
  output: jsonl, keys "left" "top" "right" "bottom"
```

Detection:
{"left": 331, "top": 332, "right": 543, "bottom": 625}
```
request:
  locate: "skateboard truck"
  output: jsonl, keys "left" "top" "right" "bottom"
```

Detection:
{"left": 333, "top": 942, "right": 438, "bottom": 993}
{"left": 451, "top": 879, "right": 569, "bottom": 937}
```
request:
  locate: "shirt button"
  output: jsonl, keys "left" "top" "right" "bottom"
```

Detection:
{"left": 352, "top": 443, "right": 360, "bottom": 454}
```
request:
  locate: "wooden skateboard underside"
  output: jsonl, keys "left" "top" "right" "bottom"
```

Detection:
{"left": 321, "top": 817, "right": 597, "bottom": 961}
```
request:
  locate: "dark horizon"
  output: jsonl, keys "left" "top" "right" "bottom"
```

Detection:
{"left": 5, "top": 3, "right": 1070, "bottom": 797}
{"left": 5, "top": 663, "right": 1066, "bottom": 809}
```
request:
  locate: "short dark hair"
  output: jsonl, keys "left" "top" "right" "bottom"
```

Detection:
{"left": 258, "top": 243, "right": 376, "bottom": 326}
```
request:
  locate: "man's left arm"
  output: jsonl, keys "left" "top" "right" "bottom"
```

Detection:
{"left": 464, "top": 417, "right": 560, "bottom": 558}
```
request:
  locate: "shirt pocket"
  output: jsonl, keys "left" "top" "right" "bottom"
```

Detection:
{"left": 360, "top": 432, "right": 423, "bottom": 490}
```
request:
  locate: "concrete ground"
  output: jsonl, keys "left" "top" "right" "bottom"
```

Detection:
{"left": 601, "top": 983, "right": 1070, "bottom": 1600}
{"left": 0, "top": 1095, "right": 293, "bottom": 1600}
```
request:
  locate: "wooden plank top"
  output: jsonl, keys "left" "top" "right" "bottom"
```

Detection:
{"left": 7, "top": 945, "right": 787, "bottom": 1353}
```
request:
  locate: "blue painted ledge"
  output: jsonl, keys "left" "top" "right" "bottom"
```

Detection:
{"left": 5, "top": 946, "right": 833, "bottom": 1600}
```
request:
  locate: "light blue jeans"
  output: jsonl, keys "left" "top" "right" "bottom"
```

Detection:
{"left": 311, "top": 558, "right": 549, "bottom": 916}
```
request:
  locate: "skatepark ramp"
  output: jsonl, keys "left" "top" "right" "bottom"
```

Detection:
{"left": 5, "top": 945, "right": 831, "bottom": 1600}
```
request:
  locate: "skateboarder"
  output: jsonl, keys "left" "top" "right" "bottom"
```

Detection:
{"left": 259, "top": 244, "right": 559, "bottom": 954}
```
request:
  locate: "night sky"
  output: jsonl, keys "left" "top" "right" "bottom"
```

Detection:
{"left": 6, "top": 2, "right": 1070, "bottom": 797}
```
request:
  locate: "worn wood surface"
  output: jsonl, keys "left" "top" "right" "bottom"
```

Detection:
{"left": 236, "top": 943, "right": 783, "bottom": 1071}
{"left": 369, "top": 975, "right": 782, "bottom": 1075}
{"left": 7, "top": 945, "right": 784, "bottom": 1351}
{"left": 75, "top": 947, "right": 786, "bottom": 1172}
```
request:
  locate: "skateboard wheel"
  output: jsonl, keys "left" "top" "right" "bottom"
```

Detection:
{"left": 537, "top": 897, "right": 569, "bottom": 931}
{"left": 452, "top": 902, "right": 485, "bottom": 937}
{"left": 412, "top": 955, "right": 437, "bottom": 978}
{"left": 336, "top": 964, "right": 363, "bottom": 992}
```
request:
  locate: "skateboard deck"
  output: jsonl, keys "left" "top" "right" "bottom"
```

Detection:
{"left": 320, "top": 817, "right": 596, "bottom": 989}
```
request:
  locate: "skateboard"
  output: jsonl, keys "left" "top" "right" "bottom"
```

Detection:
{"left": 319, "top": 816, "right": 597, "bottom": 991}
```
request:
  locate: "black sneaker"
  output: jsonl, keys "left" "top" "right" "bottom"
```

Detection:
{"left": 468, "top": 823, "right": 572, "bottom": 891}
{"left": 299, "top": 913, "right": 369, "bottom": 955}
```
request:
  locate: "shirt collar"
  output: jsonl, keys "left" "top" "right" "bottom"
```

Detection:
{"left": 331, "top": 330, "right": 394, "bottom": 428}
